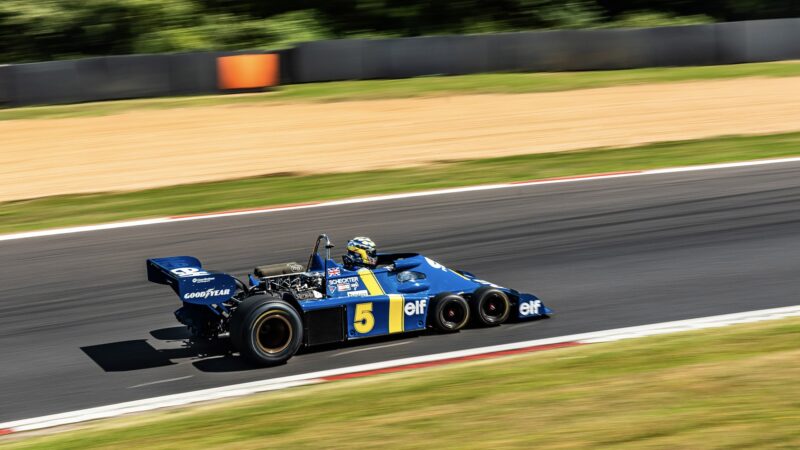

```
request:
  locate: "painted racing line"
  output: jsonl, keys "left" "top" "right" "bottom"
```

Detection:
{"left": 1, "top": 305, "right": 799, "bottom": 435}
{"left": 2, "top": 156, "right": 800, "bottom": 242}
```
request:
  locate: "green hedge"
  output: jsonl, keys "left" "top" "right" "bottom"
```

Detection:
{"left": 2, "top": 0, "right": 797, "bottom": 63}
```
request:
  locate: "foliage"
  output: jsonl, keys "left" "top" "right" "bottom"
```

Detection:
{"left": 0, "top": 1, "right": 330, "bottom": 61}
{"left": 603, "top": 11, "right": 714, "bottom": 28}
{"left": 132, "top": 10, "right": 331, "bottom": 53}
{"left": 1, "top": 0, "right": 799, "bottom": 62}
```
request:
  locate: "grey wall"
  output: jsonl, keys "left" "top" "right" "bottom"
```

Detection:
{"left": 0, "top": 51, "right": 284, "bottom": 107}
{"left": 3, "top": 60, "right": 84, "bottom": 105}
{"left": 0, "top": 65, "right": 12, "bottom": 105}
{"left": 291, "top": 18, "right": 800, "bottom": 83}
{"left": 77, "top": 55, "right": 173, "bottom": 102}
{"left": 1, "top": 18, "right": 800, "bottom": 107}
{"left": 168, "top": 52, "right": 220, "bottom": 96}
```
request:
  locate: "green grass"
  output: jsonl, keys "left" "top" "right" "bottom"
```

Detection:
{"left": 3, "top": 131, "right": 800, "bottom": 235}
{"left": 5, "top": 316, "right": 800, "bottom": 449}
{"left": 2, "top": 61, "right": 800, "bottom": 120}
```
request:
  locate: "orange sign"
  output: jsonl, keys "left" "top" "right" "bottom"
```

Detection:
{"left": 217, "top": 54, "right": 279, "bottom": 90}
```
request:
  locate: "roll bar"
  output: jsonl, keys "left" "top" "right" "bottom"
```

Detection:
{"left": 307, "top": 234, "right": 335, "bottom": 287}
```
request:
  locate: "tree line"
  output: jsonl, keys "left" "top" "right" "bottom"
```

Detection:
{"left": 1, "top": 0, "right": 798, "bottom": 63}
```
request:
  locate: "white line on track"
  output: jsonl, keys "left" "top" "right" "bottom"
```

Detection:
{"left": 127, "top": 376, "right": 194, "bottom": 389}
{"left": 2, "top": 156, "right": 800, "bottom": 243}
{"left": 3, "top": 157, "right": 800, "bottom": 432}
{"left": 2, "top": 304, "right": 798, "bottom": 434}
{"left": 330, "top": 340, "right": 411, "bottom": 357}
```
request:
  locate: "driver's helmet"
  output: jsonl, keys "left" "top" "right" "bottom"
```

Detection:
{"left": 343, "top": 236, "right": 377, "bottom": 269}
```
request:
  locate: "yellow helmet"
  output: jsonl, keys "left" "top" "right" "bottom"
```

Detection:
{"left": 343, "top": 236, "right": 377, "bottom": 269}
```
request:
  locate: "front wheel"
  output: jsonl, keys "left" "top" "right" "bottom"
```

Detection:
{"left": 230, "top": 296, "right": 303, "bottom": 366}
{"left": 470, "top": 287, "right": 510, "bottom": 326}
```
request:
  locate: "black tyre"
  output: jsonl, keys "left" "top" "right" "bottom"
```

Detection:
{"left": 470, "top": 287, "right": 511, "bottom": 326}
{"left": 229, "top": 296, "right": 303, "bottom": 366}
{"left": 430, "top": 293, "right": 470, "bottom": 332}
{"left": 229, "top": 294, "right": 268, "bottom": 350}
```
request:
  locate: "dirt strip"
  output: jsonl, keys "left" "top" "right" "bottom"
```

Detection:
{"left": 2, "top": 76, "right": 800, "bottom": 202}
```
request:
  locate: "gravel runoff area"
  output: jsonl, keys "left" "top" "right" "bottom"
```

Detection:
{"left": 2, "top": 76, "right": 800, "bottom": 202}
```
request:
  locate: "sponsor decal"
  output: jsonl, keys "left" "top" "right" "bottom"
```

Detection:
{"left": 327, "top": 267, "right": 341, "bottom": 276}
{"left": 288, "top": 263, "right": 304, "bottom": 273}
{"left": 329, "top": 276, "right": 360, "bottom": 292}
{"left": 404, "top": 299, "right": 427, "bottom": 316}
{"left": 192, "top": 277, "right": 214, "bottom": 284}
{"left": 347, "top": 290, "right": 369, "bottom": 297}
{"left": 519, "top": 300, "right": 542, "bottom": 316}
{"left": 183, "top": 288, "right": 231, "bottom": 300}
{"left": 424, "top": 257, "right": 448, "bottom": 272}
{"left": 170, "top": 267, "right": 209, "bottom": 277}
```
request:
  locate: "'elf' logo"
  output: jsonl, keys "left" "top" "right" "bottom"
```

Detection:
{"left": 519, "top": 300, "right": 542, "bottom": 316}
{"left": 405, "top": 299, "right": 427, "bottom": 316}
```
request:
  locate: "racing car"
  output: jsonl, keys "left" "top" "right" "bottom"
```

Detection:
{"left": 146, "top": 234, "right": 550, "bottom": 366}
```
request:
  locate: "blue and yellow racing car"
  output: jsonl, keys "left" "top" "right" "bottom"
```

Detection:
{"left": 146, "top": 234, "right": 550, "bottom": 366}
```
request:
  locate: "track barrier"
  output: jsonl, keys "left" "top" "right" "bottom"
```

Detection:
{"left": 1, "top": 18, "right": 800, "bottom": 106}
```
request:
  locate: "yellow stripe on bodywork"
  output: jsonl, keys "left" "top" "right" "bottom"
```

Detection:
{"left": 357, "top": 268, "right": 385, "bottom": 295}
{"left": 450, "top": 269, "right": 470, "bottom": 280}
{"left": 388, "top": 294, "right": 405, "bottom": 333}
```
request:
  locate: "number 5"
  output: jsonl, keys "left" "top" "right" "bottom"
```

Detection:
{"left": 354, "top": 302, "right": 375, "bottom": 334}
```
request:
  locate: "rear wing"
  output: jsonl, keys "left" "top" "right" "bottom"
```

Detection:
{"left": 146, "top": 256, "right": 237, "bottom": 305}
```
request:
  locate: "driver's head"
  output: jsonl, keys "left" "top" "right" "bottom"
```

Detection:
{"left": 343, "top": 237, "right": 377, "bottom": 269}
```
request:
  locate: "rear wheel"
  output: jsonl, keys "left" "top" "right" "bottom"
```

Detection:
{"left": 470, "top": 287, "right": 510, "bottom": 326}
{"left": 430, "top": 293, "right": 470, "bottom": 332}
{"left": 230, "top": 296, "right": 303, "bottom": 366}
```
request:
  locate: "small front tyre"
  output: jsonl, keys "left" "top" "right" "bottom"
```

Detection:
{"left": 230, "top": 297, "right": 303, "bottom": 366}
{"left": 470, "top": 287, "right": 511, "bottom": 326}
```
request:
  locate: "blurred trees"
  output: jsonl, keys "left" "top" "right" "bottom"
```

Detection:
{"left": 0, "top": 0, "right": 798, "bottom": 63}
{"left": 0, "top": 1, "right": 329, "bottom": 61}
{"left": 595, "top": 0, "right": 800, "bottom": 21}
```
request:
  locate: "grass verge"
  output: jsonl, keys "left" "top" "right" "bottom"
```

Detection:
{"left": 5, "top": 316, "right": 800, "bottom": 449}
{"left": 2, "top": 61, "right": 800, "bottom": 120}
{"left": 3, "top": 131, "right": 800, "bottom": 235}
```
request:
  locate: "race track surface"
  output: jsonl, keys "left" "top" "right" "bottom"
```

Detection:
{"left": 2, "top": 162, "right": 799, "bottom": 421}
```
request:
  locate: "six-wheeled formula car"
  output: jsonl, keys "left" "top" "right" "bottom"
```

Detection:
{"left": 146, "top": 234, "right": 550, "bottom": 366}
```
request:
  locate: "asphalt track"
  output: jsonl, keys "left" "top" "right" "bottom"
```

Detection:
{"left": 2, "top": 162, "right": 800, "bottom": 422}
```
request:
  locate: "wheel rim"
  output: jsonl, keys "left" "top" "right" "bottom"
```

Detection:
{"left": 440, "top": 299, "right": 467, "bottom": 329}
{"left": 254, "top": 312, "right": 292, "bottom": 354}
{"left": 481, "top": 293, "right": 508, "bottom": 322}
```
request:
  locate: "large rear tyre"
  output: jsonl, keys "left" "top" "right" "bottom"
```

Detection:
{"left": 430, "top": 293, "right": 470, "bottom": 332}
{"left": 229, "top": 294, "right": 269, "bottom": 351}
{"left": 229, "top": 296, "right": 303, "bottom": 366}
{"left": 470, "top": 287, "right": 510, "bottom": 326}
